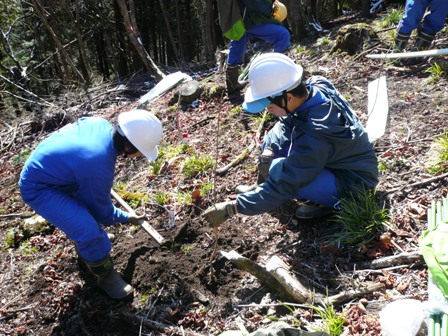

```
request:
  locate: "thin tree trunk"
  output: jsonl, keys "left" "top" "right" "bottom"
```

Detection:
{"left": 158, "top": 0, "right": 180, "bottom": 61}
{"left": 59, "top": 0, "right": 92, "bottom": 85}
{"left": 115, "top": 0, "right": 165, "bottom": 79}
{"left": 31, "top": 0, "right": 85, "bottom": 83}
{"left": 194, "top": 0, "right": 214, "bottom": 61}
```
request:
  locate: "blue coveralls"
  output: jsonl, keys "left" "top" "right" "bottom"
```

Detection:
{"left": 228, "top": 0, "right": 290, "bottom": 65}
{"left": 398, "top": 0, "right": 448, "bottom": 36}
{"left": 236, "top": 76, "right": 379, "bottom": 216}
{"left": 19, "top": 117, "right": 129, "bottom": 263}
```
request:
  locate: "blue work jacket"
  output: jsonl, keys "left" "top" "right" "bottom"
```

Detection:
{"left": 19, "top": 117, "right": 128, "bottom": 225}
{"left": 236, "top": 76, "right": 379, "bottom": 216}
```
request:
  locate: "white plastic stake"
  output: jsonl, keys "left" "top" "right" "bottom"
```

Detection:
{"left": 366, "top": 76, "right": 388, "bottom": 142}
{"left": 366, "top": 47, "right": 448, "bottom": 59}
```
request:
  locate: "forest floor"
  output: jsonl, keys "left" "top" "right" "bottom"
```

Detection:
{"left": 1, "top": 12, "right": 448, "bottom": 336}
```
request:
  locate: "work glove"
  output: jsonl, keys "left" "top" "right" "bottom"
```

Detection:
{"left": 258, "top": 150, "right": 274, "bottom": 180}
{"left": 202, "top": 201, "right": 238, "bottom": 228}
{"left": 126, "top": 213, "right": 146, "bottom": 224}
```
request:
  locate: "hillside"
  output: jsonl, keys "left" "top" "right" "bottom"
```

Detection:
{"left": 1, "top": 14, "right": 448, "bottom": 336}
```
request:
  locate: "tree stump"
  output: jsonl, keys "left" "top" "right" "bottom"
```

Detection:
{"left": 330, "top": 23, "right": 379, "bottom": 55}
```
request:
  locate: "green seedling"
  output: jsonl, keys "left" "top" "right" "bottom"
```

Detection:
{"left": 182, "top": 153, "right": 215, "bottom": 178}
{"left": 426, "top": 132, "right": 448, "bottom": 174}
{"left": 331, "top": 188, "right": 388, "bottom": 247}
{"left": 181, "top": 243, "right": 196, "bottom": 254}
{"left": 175, "top": 191, "right": 192, "bottom": 204}
{"left": 312, "top": 301, "right": 346, "bottom": 336}
{"left": 11, "top": 148, "right": 31, "bottom": 166}
{"left": 373, "top": 7, "right": 403, "bottom": 30}
{"left": 317, "top": 36, "right": 330, "bottom": 46}
{"left": 153, "top": 191, "right": 171, "bottom": 205}
{"left": 118, "top": 189, "right": 147, "bottom": 209}
{"left": 230, "top": 106, "right": 242, "bottom": 117}
{"left": 200, "top": 181, "right": 213, "bottom": 197}
{"left": 425, "top": 62, "right": 448, "bottom": 83}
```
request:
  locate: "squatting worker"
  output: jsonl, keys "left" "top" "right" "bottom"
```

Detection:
{"left": 203, "top": 53, "right": 378, "bottom": 227}
{"left": 19, "top": 109, "right": 163, "bottom": 299}
{"left": 223, "top": 0, "right": 290, "bottom": 93}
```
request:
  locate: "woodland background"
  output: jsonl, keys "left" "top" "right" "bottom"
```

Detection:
{"left": 1, "top": 0, "right": 398, "bottom": 120}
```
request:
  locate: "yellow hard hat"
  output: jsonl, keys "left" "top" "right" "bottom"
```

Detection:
{"left": 272, "top": 1, "right": 287, "bottom": 22}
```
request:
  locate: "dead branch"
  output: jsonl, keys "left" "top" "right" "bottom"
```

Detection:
{"left": 327, "top": 283, "right": 385, "bottom": 306}
{"left": 216, "top": 110, "right": 267, "bottom": 175}
{"left": 0, "top": 212, "right": 35, "bottom": 219}
{"left": 384, "top": 172, "right": 448, "bottom": 194}
{"left": 356, "top": 251, "right": 424, "bottom": 270}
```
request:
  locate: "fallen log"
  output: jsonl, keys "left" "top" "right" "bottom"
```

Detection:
{"left": 222, "top": 250, "right": 386, "bottom": 307}
{"left": 265, "top": 255, "right": 312, "bottom": 303}
{"left": 220, "top": 250, "right": 296, "bottom": 301}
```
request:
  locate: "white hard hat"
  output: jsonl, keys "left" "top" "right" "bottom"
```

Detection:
{"left": 118, "top": 109, "right": 163, "bottom": 161}
{"left": 243, "top": 53, "right": 303, "bottom": 113}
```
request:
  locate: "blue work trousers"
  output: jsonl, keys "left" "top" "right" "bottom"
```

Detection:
{"left": 398, "top": 0, "right": 448, "bottom": 35}
{"left": 228, "top": 23, "right": 290, "bottom": 65}
{"left": 269, "top": 157, "right": 340, "bottom": 208}
{"left": 20, "top": 187, "right": 111, "bottom": 263}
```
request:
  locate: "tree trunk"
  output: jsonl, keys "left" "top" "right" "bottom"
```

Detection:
{"left": 59, "top": 0, "right": 93, "bottom": 85}
{"left": 31, "top": 0, "right": 85, "bottom": 83}
{"left": 284, "top": 0, "right": 307, "bottom": 40}
{"left": 360, "top": 0, "right": 371, "bottom": 18}
{"left": 194, "top": 0, "right": 214, "bottom": 61}
{"left": 158, "top": 0, "right": 180, "bottom": 61}
{"left": 115, "top": 0, "right": 165, "bottom": 79}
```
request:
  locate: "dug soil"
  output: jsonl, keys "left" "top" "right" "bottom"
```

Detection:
{"left": 1, "top": 14, "right": 448, "bottom": 336}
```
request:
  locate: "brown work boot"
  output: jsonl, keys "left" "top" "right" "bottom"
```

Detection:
{"left": 85, "top": 255, "right": 133, "bottom": 299}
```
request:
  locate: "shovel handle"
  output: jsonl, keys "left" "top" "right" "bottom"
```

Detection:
{"left": 111, "top": 189, "right": 164, "bottom": 244}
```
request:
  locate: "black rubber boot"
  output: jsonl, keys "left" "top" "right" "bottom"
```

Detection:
{"left": 85, "top": 255, "right": 134, "bottom": 299}
{"left": 406, "top": 30, "right": 434, "bottom": 65}
{"left": 389, "top": 31, "right": 410, "bottom": 66}
{"left": 393, "top": 31, "right": 410, "bottom": 53}
{"left": 226, "top": 64, "right": 247, "bottom": 94}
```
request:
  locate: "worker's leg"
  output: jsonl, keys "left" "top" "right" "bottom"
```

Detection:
{"left": 245, "top": 23, "right": 290, "bottom": 53}
{"left": 397, "top": 0, "right": 429, "bottom": 35}
{"left": 421, "top": 0, "right": 448, "bottom": 35}
{"left": 296, "top": 168, "right": 340, "bottom": 208}
{"left": 20, "top": 188, "right": 110, "bottom": 263}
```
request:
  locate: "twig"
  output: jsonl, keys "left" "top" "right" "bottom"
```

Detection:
{"left": 215, "top": 110, "right": 267, "bottom": 175}
{"left": 355, "top": 251, "right": 423, "bottom": 270}
{"left": 0, "top": 212, "right": 35, "bottom": 219}
{"left": 384, "top": 172, "right": 448, "bottom": 194}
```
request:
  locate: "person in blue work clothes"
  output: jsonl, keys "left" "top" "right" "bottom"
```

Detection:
{"left": 225, "top": 0, "right": 290, "bottom": 93}
{"left": 202, "top": 53, "right": 378, "bottom": 226}
{"left": 19, "top": 109, "right": 163, "bottom": 299}
{"left": 393, "top": 0, "right": 448, "bottom": 64}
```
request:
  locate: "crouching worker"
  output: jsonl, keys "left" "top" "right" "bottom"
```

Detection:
{"left": 19, "top": 110, "right": 163, "bottom": 299}
{"left": 203, "top": 53, "right": 378, "bottom": 227}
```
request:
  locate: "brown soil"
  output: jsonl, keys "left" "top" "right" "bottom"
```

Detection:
{"left": 1, "top": 15, "right": 448, "bottom": 336}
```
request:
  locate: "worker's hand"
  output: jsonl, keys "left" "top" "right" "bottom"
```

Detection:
{"left": 127, "top": 213, "right": 146, "bottom": 224}
{"left": 202, "top": 201, "right": 237, "bottom": 228}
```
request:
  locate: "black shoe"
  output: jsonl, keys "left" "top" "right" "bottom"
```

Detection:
{"left": 295, "top": 204, "right": 333, "bottom": 219}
